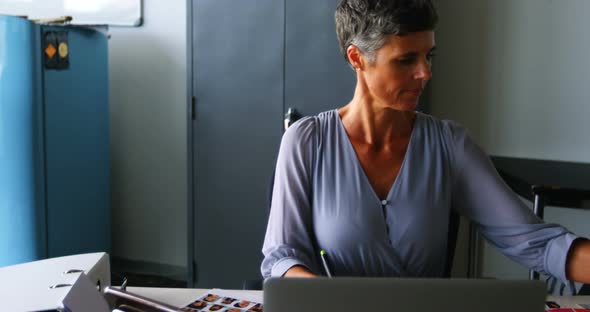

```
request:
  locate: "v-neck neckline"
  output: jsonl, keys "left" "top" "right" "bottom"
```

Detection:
{"left": 334, "top": 109, "right": 421, "bottom": 203}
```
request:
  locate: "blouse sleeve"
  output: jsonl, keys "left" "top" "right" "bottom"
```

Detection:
{"left": 261, "top": 117, "right": 320, "bottom": 278}
{"left": 445, "top": 121, "right": 579, "bottom": 283}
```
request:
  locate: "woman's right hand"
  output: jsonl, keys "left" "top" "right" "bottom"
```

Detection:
{"left": 283, "top": 265, "right": 317, "bottom": 278}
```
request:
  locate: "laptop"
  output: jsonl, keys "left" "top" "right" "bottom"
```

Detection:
{"left": 263, "top": 277, "right": 546, "bottom": 312}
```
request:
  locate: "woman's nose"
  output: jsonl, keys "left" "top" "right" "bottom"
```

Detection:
{"left": 414, "top": 59, "right": 432, "bottom": 81}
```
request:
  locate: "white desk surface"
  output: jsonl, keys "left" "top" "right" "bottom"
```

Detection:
{"left": 128, "top": 287, "right": 590, "bottom": 309}
{"left": 547, "top": 295, "right": 590, "bottom": 308}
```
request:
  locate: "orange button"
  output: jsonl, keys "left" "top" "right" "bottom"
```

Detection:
{"left": 45, "top": 43, "right": 57, "bottom": 59}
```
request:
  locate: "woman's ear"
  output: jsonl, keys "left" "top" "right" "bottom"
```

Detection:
{"left": 346, "top": 45, "right": 363, "bottom": 71}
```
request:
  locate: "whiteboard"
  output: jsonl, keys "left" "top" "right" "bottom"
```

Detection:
{"left": 0, "top": 0, "right": 142, "bottom": 26}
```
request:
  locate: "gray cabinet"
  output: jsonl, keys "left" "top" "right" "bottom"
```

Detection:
{"left": 189, "top": 0, "right": 353, "bottom": 288}
{"left": 285, "top": 0, "right": 355, "bottom": 116}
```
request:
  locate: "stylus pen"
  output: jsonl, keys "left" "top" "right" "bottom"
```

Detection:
{"left": 320, "top": 250, "right": 334, "bottom": 277}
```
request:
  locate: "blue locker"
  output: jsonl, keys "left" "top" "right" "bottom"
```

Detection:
{"left": 0, "top": 15, "right": 110, "bottom": 266}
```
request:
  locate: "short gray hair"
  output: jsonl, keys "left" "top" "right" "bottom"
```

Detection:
{"left": 335, "top": 0, "right": 438, "bottom": 63}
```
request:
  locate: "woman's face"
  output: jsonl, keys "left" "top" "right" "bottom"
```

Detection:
{"left": 358, "top": 31, "right": 435, "bottom": 111}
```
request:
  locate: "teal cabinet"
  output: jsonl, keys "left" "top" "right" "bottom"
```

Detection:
{"left": 0, "top": 15, "right": 110, "bottom": 266}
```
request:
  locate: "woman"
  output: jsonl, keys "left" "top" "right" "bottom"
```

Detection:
{"left": 261, "top": 0, "right": 590, "bottom": 283}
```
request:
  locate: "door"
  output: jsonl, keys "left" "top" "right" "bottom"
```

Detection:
{"left": 285, "top": 0, "right": 355, "bottom": 116}
{"left": 190, "top": 0, "right": 284, "bottom": 288}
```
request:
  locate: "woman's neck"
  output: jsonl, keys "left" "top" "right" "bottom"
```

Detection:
{"left": 338, "top": 96, "right": 416, "bottom": 148}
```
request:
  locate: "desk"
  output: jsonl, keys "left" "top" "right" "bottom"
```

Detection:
{"left": 491, "top": 156, "right": 590, "bottom": 280}
{"left": 127, "top": 287, "right": 590, "bottom": 310}
{"left": 550, "top": 295, "right": 590, "bottom": 309}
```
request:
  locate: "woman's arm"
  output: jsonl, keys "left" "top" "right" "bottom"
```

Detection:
{"left": 261, "top": 117, "right": 321, "bottom": 278}
{"left": 447, "top": 121, "right": 581, "bottom": 283}
{"left": 566, "top": 238, "right": 590, "bottom": 283}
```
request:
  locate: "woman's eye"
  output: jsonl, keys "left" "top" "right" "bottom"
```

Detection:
{"left": 396, "top": 53, "right": 435, "bottom": 66}
{"left": 397, "top": 57, "right": 415, "bottom": 65}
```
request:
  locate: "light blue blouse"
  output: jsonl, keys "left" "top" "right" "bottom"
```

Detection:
{"left": 261, "top": 109, "right": 577, "bottom": 282}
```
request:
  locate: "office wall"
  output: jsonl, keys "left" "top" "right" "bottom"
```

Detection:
{"left": 108, "top": 0, "right": 187, "bottom": 270}
{"left": 432, "top": 0, "right": 590, "bottom": 278}
{"left": 104, "top": 0, "right": 590, "bottom": 280}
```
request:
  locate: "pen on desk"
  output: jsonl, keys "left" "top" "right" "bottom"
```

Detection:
{"left": 320, "top": 250, "right": 333, "bottom": 278}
